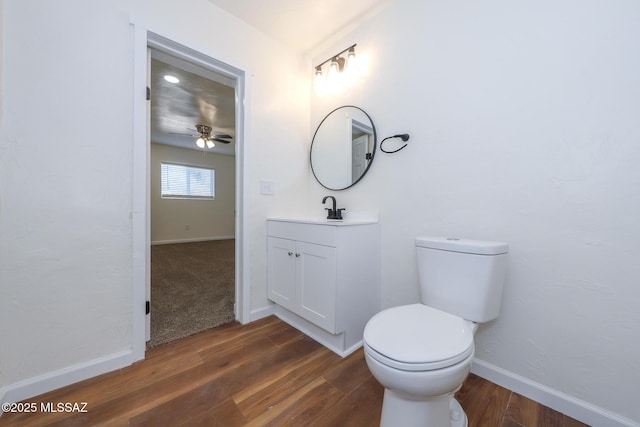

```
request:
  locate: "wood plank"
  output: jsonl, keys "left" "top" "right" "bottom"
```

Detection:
{"left": 198, "top": 334, "right": 279, "bottom": 368}
{"left": 262, "top": 319, "right": 305, "bottom": 346}
{"left": 503, "top": 391, "right": 591, "bottom": 427}
{"left": 322, "top": 348, "right": 372, "bottom": 394}
{"left": 244, "top": 377, "right": 343, "bottom": 427}
{"left": 456, "top": 372, "right": 512, "bottom": 426}
{"left": 310, "top": 376, "right": 384, "bottom": 427}
{"left": 175, "top": 398, "right": 246, "bottom": 427}
{"left": 183, "top": 316, "right": 281, "bottom": 354}
{"left": 234, "top": 347, "right": 338, "bottom": 419}
{"left": 127, "top": 373, "right": 248, "bottom": 426}
{"left": 564, "top": 414, "right": 592, "bottom": 427}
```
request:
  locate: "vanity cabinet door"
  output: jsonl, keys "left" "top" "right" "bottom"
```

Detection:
{"left": 296, "top": 242, "right": 337, "bottom": 333}
{"left": 267, "top": 237, "right": 297, "bottom": 312}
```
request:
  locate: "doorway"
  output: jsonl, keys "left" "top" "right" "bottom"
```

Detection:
{"left": 132, "top": 29, "right": 249, "bottom": 358}
{"left": 147, "top": 48, "right": 237, "bottom": 347}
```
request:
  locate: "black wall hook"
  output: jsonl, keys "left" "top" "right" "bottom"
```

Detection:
{"left": 380, "top": 134, "right": 410, "bottom": 153}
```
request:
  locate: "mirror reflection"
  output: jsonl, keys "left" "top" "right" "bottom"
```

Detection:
{"left": 310, "top": 106, "right": 376, "bottom": 190}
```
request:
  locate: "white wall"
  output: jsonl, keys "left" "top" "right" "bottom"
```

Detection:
{"left": 150, "top": 143, "right": 235, "bottom": 243}
{"left": 307, "top": 0, "right": 640, "bottom": 424}
{"left": 0, "top": 0, "right": 309, "bottom": 402}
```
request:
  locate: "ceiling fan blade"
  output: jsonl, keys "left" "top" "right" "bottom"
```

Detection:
{"left": 212, "top": 137, "right": 232, "bottom": 144}
{"left": 168, "top": 132, "right": 195, "bottom": 136}
{"left": 212, "top": 133, "right": 232, "bottom": 139}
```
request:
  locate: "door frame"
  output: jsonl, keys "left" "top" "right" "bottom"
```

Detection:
{"left": 132, "top": 25, "right": 250, "bottom": 361}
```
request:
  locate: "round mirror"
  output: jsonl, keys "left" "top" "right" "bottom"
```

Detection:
{"left": 310, "top": 106, "right": 377, "bottom": 190}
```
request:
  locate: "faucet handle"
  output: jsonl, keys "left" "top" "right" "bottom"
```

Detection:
{"left": 336, "top": 208, "right": 346, "bottom": 219}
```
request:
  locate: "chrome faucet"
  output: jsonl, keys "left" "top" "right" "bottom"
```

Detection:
{"left": 322, "top": 196, "right": 345, "bottom": 220}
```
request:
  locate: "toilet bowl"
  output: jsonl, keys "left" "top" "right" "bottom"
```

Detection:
{"left": 363, "top": 236, "right": 508, "bottom": 427}
{"left": 364, "top": 303, "right": 475, "bottom": 427}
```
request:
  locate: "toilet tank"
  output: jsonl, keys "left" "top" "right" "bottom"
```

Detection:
{"left": 416, "top": 236, "right": 508, "bottom": 323}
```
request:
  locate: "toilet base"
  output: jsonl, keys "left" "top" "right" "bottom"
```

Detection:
{"left": 380, "top": 391, "right": 467, "bottom": 427}
{"left": 450, "top": 398, "right": 468, "bottom": 427}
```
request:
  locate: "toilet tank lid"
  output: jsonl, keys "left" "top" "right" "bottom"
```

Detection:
{"left": 416, "top": 236, "right": 508, "bottom": 255}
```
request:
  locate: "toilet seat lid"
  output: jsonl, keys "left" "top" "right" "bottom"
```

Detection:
{"left": 364, "top": 304, "right": 474, "bottom": 368}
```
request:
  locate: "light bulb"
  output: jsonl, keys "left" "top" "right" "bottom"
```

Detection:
{"left": 326, "top": 57, "right": 344, "bottom": 93}
{"left": 206, "top": 140, "right": 215, "bottom": 149}
{"left": 347, "top": 47, "right": 356, "bottom": 62}
{"left": 328, "top": 58, "right": 339, "bottom": 79}
{"left": 314, "top": 66, "right": 326, "bottom": 92}
{"left": 344, "top": 47, "right": 360, "bottom": 81}
{"left": 196, "top": 137, "right": 205, "bottom": 148}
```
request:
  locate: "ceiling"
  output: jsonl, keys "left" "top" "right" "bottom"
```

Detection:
{"left": 151, "top": 0, "right": 387, "bottom": 155}
{"left": 150, "top": 49, "right": 236, "bottom": 156}
{"left": 207, "top": 0, "right": 390, "bottom": 52}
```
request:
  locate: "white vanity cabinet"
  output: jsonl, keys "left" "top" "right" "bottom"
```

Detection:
{"left": 267, "top": 218, "right": 380, "bottom": 356}
{"left": 268, "top": 236, "right": 337, "bottom": 332}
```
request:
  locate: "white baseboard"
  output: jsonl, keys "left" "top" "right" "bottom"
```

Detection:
{"left": 250, "top": 304, "right": 276, "bottom": 322}
{"left": 471, "top": 358, "right": 639, "bottom": 427}
{"left": 151, "top": 236, "right": 235, "bottom": 245}
{"left": 1, "top": 350, "right": 134, "bottom": 406}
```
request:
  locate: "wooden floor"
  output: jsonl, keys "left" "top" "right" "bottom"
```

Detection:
{"left": 1, "top": 316, "right": 589, "bottom": 427}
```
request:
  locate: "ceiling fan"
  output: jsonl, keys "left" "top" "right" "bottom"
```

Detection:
{"left": 171, "top": 124, "right": 233, "bottom": 149}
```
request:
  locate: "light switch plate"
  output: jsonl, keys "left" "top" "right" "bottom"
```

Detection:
{"left": 260, "top": 179, "right": 275, "bottom": 195}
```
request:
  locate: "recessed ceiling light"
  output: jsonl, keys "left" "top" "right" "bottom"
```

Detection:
{"left": 163, "top": 75, "right": 179, "bottom": 84}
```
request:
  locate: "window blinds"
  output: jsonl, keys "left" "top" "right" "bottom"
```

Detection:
{"left": 161, "top": 163, "right": 215, "bottom": 199}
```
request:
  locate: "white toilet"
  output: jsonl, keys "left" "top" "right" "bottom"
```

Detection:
{"left": 363, "top": 236, "right": 508, "bottom": 427}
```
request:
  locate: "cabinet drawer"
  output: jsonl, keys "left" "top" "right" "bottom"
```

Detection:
{"left": 267, "top": 221, "right": 336, "bottom": 247}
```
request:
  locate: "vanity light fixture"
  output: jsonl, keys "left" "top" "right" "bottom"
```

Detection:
{"left": 314, "top": 44, "right": 358, "bottom": 91}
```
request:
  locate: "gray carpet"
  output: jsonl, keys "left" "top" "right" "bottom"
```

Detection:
{"left": 148, "top": 239, "right": 236, "bottom": 348}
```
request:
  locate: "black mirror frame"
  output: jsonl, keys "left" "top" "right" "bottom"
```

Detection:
{"left": 310, "top": 105, "right": 377, "bottom": 191}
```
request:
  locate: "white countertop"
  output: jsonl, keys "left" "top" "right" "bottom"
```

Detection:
{"left": 267, "top": 216, "right": 378, "bottom": 226}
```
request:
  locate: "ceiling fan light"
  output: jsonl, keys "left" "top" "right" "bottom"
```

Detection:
{"left": 196, "top": 137, "right": 206, "bottom": 148}
{"left": 206, "top": 139, "right": 215, "bottom": 149}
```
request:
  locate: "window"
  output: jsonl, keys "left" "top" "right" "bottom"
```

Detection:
{"left": 161, "top": 162, "right": 215, "bottom": 199}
